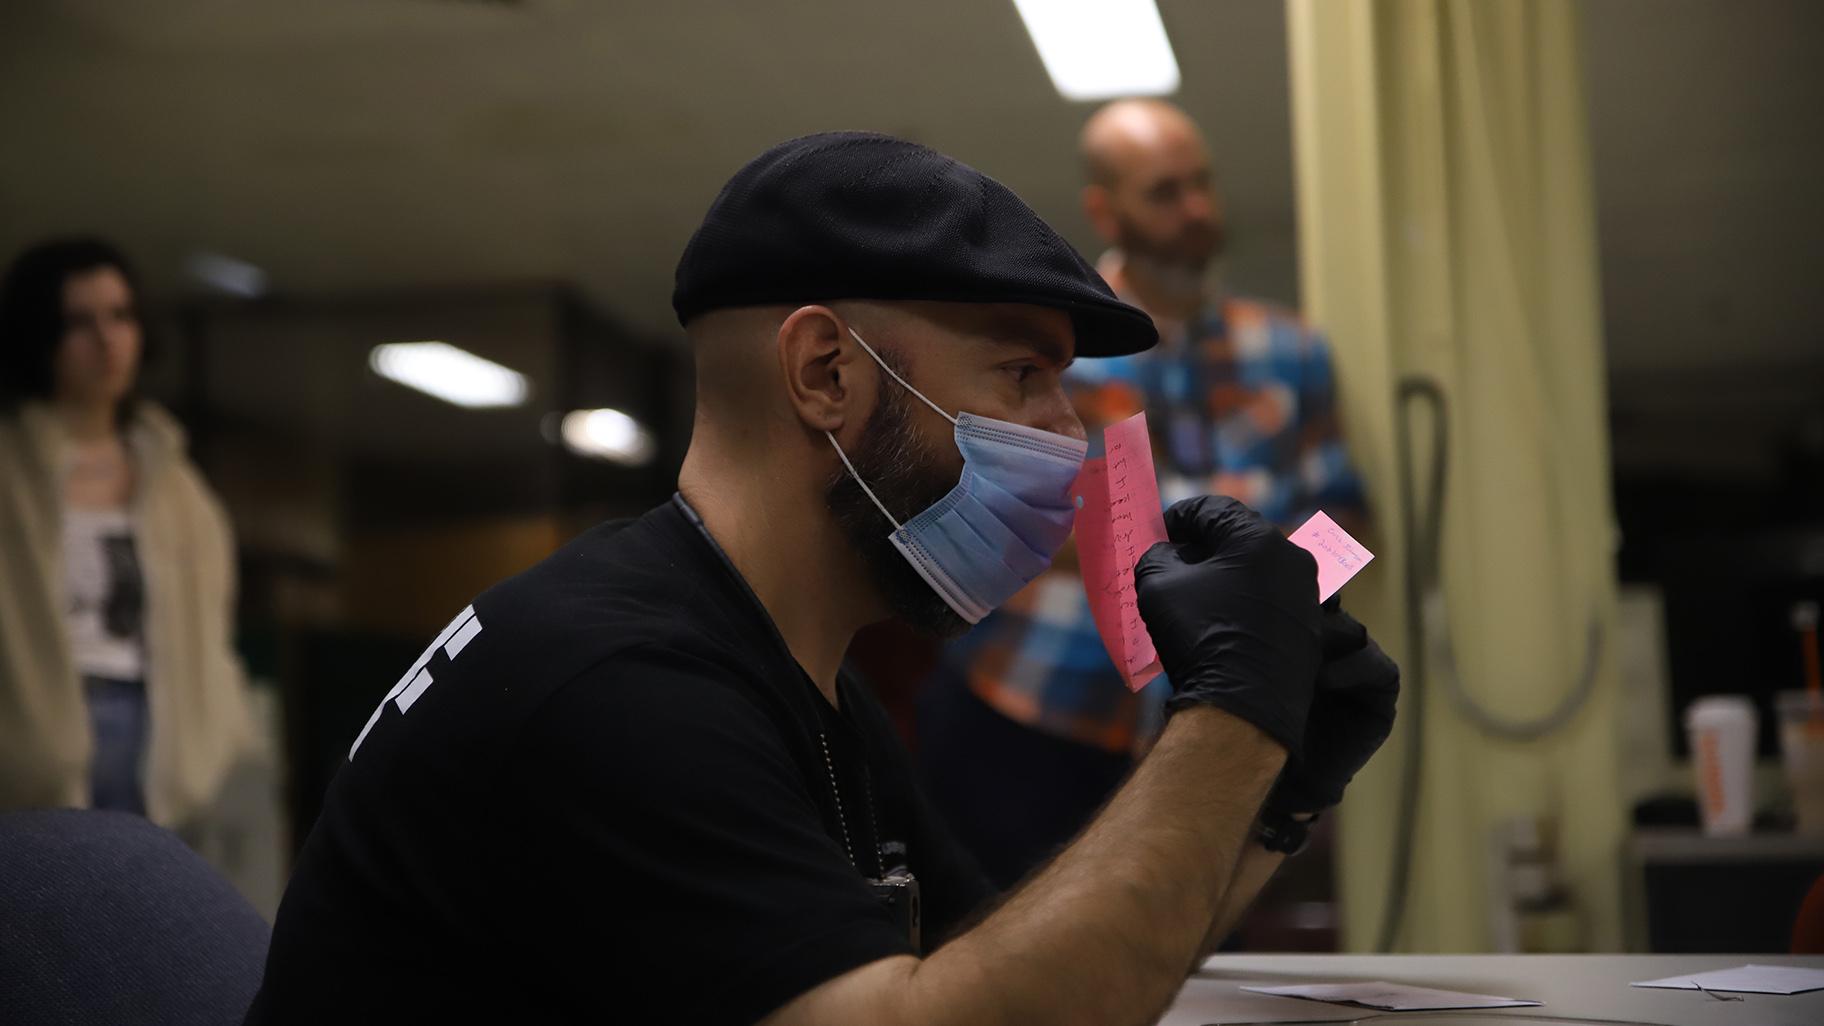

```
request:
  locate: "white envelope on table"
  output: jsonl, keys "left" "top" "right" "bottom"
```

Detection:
{"left": 1631, "top": 964, "right": 1824, "bottom": 995}
{"left": 1240, "top": 981, "right": 1542, "bottom": 1010}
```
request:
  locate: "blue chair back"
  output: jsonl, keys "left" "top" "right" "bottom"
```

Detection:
{"left": 0, "top": 809, "right": 270, "bottom": 1025}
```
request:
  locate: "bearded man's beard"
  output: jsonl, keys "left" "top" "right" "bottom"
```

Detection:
{"left": 826, "top": 379, "right": 972, "bottom": 638}
{"left": 1117, "top": 212, "right": 1224, "bottom": 297}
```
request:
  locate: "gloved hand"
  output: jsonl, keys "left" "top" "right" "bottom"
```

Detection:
{"left": 1135, "top": 496, "right": 1323, "bottom": 757}
{"left": 1265, "top": 601, "right": 1401, "bottom": 815}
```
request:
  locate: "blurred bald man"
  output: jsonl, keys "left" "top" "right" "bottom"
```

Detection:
{"left": 917, "top": 99, "right": 1369, "bottom": 889}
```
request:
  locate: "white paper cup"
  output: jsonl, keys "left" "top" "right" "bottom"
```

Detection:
{"left": 1686, "top": 695, "right": 1758, "bottom": 837}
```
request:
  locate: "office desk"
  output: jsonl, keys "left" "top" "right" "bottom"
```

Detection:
{"left": 1164, "top": 954, "right": 1824, "bottom": 1026}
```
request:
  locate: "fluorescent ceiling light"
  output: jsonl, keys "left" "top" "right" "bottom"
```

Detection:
{"left": 559, "top": 408, "right": 656, "bottom": 467}
{"left": 368, "top": 341, "right": 529, "bottom": 409}
{"left": 186, "top": 251, "right": 268, "bottom": 298}
{"left": 1011, "top": 0, "right": 1180, "bottom": 101}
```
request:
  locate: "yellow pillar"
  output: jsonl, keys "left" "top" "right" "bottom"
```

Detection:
{"left": 1288, "top": 0, "right": 1625, "bottom": 952}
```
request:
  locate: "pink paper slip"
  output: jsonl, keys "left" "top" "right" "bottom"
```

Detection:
{"left": 1073, "top": 415, "right": 1377, "bottom": 692}
{"left": 1288, "top": 510, "right": 1374, "bottom": 601}
{"left": 1070, "top": 413, "right": 1168, "bottom": 691}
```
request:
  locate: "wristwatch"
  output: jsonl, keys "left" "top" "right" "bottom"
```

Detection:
{"left": 1257, "top": 808, "right": 1318, "bottom": 856}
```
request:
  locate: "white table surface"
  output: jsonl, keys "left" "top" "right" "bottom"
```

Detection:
{"left": 1163, "top": 954, "right": 1824, "bottom": 1026}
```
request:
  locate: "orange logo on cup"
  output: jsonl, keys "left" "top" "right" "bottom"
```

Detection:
{"left": 1697, "top": 729, "right": 1724, "bottom": 816}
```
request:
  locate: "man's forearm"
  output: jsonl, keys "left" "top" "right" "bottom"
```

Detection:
{"left": 903, "top": 706, "right": 1283, "bottom": 1026}
{"left": 763, "top": 707, "right": 1284, "bottom": 1026}
{"left": 1196, "top": 843, "right": 1286, "bottom": 963}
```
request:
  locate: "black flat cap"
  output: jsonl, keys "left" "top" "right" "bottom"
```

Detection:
{"left": 671, "top": 132, "right": 1157, "bottom": 358}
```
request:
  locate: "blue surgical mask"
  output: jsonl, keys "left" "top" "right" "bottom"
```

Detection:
{"left": 827, "top": 328, "right": 1087, "bottom": 624}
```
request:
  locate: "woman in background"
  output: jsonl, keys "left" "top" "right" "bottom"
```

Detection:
{"left": 0, "top": 236, "right": 252, "bottom": 826}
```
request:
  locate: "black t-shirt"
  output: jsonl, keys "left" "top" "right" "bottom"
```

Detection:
{"left": 246, "top": 497, "right": 994, "bottom": 1025}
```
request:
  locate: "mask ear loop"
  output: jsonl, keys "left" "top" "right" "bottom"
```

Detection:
{"left": 825, "top": 431, "right": 904, "bottom": 532}
{"left": 847, "top": 327, "right": 958, "bottom": 427}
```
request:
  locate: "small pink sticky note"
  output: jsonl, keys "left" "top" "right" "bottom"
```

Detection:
{"left": 1288, "top": 510, "right": 1374, "bottom": 601}
{"left": 1071, "top": 413, "right": 1169, "bottom": 691}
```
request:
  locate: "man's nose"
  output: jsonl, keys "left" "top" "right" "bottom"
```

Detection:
{"left": 1039, "top": 394, "right": 1087, "bottom": 443}
{"left": 1182, "top": 189, "right": 1214, "bottom": 224}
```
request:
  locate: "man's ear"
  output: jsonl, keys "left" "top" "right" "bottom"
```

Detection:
{"left": 777, "top": 304, "right": 865, "bottom": 435}
{"left": 1082, "top": 183, "right": 1119, "bottom": 246}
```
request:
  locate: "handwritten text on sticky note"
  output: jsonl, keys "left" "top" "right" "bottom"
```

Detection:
{"left": 1287, "top": 510, "right": 1374, "bottom": 601}
{"left": 1071, "top": 413, "right": 1168, "bottom": 691}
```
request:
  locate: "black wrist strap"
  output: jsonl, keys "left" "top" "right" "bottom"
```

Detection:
{"left": 1257, "top": 807, "right": 1317, "bottom": 856}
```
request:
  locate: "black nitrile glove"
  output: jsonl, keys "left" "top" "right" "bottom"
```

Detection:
{"left": 1265, "top": 601, "right": 1401, "bottom": 815}
{"left": 1134, "top": 496, "right": 1324, "bottom": 757}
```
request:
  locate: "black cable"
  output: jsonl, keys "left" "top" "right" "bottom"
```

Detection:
{"left": 1377, "top": 377, "right": 1449, "bottom": 952}
{"left": 1378, "top": 375, "right": 1607, "bottom": 950}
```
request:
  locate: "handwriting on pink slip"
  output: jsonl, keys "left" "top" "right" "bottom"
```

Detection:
{"left": 1070, "top": 413, "right": 1168, "bottom": 691}
{"left": 1289, "top": 510, "right": 1374, "bottom": 601}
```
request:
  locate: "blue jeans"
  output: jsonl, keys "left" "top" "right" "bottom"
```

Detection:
{"left": 84, "top": 676, "right": 148, "bottom": 815}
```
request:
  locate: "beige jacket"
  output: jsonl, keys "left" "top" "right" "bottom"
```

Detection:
{"left": 0, "top": 400, "right": 254, "bottom": 826}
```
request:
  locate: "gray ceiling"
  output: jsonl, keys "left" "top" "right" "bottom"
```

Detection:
{"left": 2, "top": 0, "right": 1818, "bottom": 480}
{"left": 0, "top": 0, "right": 1313, "bottom": 332}
{"left": 0, "top": 0, "right": 1299, "bottom": 332}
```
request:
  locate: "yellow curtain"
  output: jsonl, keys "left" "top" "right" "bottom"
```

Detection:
{"left": 1287, "top": 0, "right": 1625, "bottom": 951}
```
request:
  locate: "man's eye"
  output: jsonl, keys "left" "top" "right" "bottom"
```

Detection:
{"left": 1007, "top": 365, "right": 1039, "bottom": 384}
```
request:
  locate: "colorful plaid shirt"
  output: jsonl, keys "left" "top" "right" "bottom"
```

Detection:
{"left": 945, "top": 294, "right": 1368, "bottom": 754}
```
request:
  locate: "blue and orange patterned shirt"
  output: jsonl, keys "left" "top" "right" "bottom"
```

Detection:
{"left": 944, "top": 291, "right": 1368, "bottom": 754}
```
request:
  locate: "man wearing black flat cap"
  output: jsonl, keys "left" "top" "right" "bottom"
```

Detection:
{"left": 248, "top": 132, "right": 1396, "bottom": 1026}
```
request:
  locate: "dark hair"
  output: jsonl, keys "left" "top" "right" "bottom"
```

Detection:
{"left": 0, "top": 236, "right": 148, "bottom": 413}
